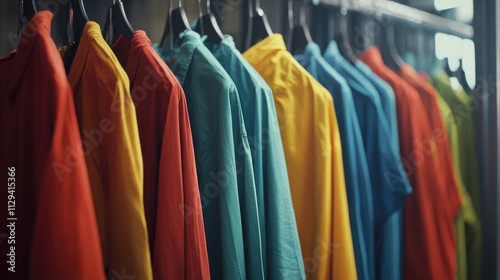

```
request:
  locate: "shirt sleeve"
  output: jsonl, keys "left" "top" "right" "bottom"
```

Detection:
{"left": 329, "top": 94, "right": 358, "bottom": 280}
{"left": 259, "top": 86, "right": 306, "bottom": 279}
{"left": 103, "top": 72, "right": 153, "bottom": 280}
{"left": 227, "top": 84, "right": 265, "bottom": 280}
{"left": 153, "top": 83, "right": 210, "bottom": 279}
{"left": 362, "top": 97, "right": 412, "bottom": 223}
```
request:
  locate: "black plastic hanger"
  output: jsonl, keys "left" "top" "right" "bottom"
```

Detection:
{"left": 385, "top": 24, "right": 405, "bottom": 70}
{"left": 159, "top": 0, "right": 192, "bottom": 50}
{"left": 103, "top": 0, "right": 135, "bottom": 45}
{"left": 444, "top": 57, "right": 473, "bottom": 91}
{"left": 335, "top": 7, "right": 357, "bottom": 64}
{"left": 64, "top": 0, "right": 89, "bottom": 73}
{"left": 287, "top": 0, "right": 312, "bottom": 55}
{"left": 458, "top": 59, "right": 474, "bottom": 91}
{"left": 444, "top": 57, "right": 456, "bottom": 78}
{"left": 245, "top": 0, "right": 272, "bottom": 50}
{"left": 193, "top": 0, "right": 225, "bottom": 43}
{"left": 18, "top": 0, "right": 37, "bottom": 38}
{"left": 66, "top": 0, "right": 89, "bottom": 46}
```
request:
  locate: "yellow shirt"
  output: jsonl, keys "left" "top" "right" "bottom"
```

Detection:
{"left": 66, "top": 22, "right": 152, "bottom": 280}
{"left": 244, "top": 34, "right": 357, "bottom": 280}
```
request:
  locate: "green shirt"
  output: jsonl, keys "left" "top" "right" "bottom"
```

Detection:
{"left": 431, "top": 71, "right": 482, "bottom": 280}
{"left": 155, "top": 31, "right": 264, "bottom": 280}
{"left": 204, "top": 36, "right": 305, "bottom": 279}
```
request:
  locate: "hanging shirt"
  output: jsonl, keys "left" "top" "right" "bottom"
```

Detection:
{"left": 203, "top": 35, "right": 305, "bottom": 280}
{"left": 355, "top": 60, "right": 407, "bottom": 280}
{"left": 324, "top": 42, "right": 412, "bottom": 280}
{"left": 65, "top": 22, "right": 152, "bottom": 280}
{"left": 360, "top": 47, "right": 461, "bottom": 280}
{"left": 436, "top": 92, "right": 478, "bottom": 280}
{"left": 244, "top": 34, "right": 357, "bottom": 280}
{"left": 112, "top": 31, "right": 210, "bottom": 280}
{"left": 294, "top": 42, "right": 372, "bottom": 280}
{"left": 400, "top": 65, "right": 464, "bottom": 279}
{"left": 154, "top": 31, "right": 263, "bottom": 280}
{"left": 0, "top": 11, "right": 105, "bottom": 280}
{"left": 431, "top": 71, "right": 482, "bottom": 280}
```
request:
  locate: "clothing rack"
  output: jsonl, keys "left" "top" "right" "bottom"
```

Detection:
{"left": 313, "top": 0, "right": 474, "bottom": 38}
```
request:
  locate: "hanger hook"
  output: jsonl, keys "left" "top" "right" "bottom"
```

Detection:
{"left": 197, "top": 0, "right": 203, "bottom": 17}
{"left": 18, "top": 0, "right": 24, "bottom": 38}
{"left": 300, "top": 0, "right": 307, "bottom": 27}
{"left": 207, "top": 0, "right": 210, "bottom": 13}
{"left": 248, "top": 0, "right": 255, "bottom": 18}
{"left": 255, "top": 0, "right": 260, "bottom": 10}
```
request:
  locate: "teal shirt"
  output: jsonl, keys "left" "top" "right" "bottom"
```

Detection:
{"left": 294, "top": 42, "right": 372, "bottom": 280}
{"left": 356, "top": 60, "right": 407, "bottom": 280}
{"left": 204, "top": 36, "right": 305, "bottom": 280}
{"left": 154, "top": 31, "right": 263, "bottom": 280}
{"left": 324, "top": 41, "right": 412, "bottom": 280}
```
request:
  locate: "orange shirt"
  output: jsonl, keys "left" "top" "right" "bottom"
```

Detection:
{"left": 0, "top": 11, "right": 105, "bottom": 280}
{"left": 399, "top": 65, "right": 461, "bottom": 278}
{"left": 360, "top": 48, "right": 461, "bottom": 280}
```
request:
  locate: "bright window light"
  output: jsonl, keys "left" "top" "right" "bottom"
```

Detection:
{"left": 434, "top": 0, "right": 463, "bottom": 11}
{"left": 434, "top": 32, "right": 476, "bottom": 89}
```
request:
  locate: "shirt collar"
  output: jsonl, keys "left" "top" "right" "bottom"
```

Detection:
{"left": 325, "top": 40, "right": 341, "bottom": 58}
{"left": 359, "top": 46, "right": 385, "bottom": 66}
{"left": 323, "top": 40, "right": 357, "bottom": 69}
{"left": 399, "top": 63, "right": 418, "bottom": 79}
{"left": 243, "top": 34, "right": 286, "bottom": 63}
{"left": 4, "top": 11, "right": 54, "bottom": 100}
{"left": 112, "top": 30, "right": 152, "bottom": 82}
{"left": 294, "top": 41, "right": 322, "bottom": 63}
{"left": 155, "top": 30, "right": 202, "bottom": 85}
{"left": 67, "top": 21, "right": 104, "bottom": 89}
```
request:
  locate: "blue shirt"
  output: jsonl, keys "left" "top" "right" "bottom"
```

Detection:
{"left": 356, "top": 60, "right": 409, "bottom": 280}
{"left": 204, "top": 36, "right": 305, "bottom": 280}
{"left": 154, "top": 31, "right": 263, "bottom": 280}
{"left": 294, "top": 42, "right": 373, "bottom": 280}
{"left": 324, "top": 41, "right": 412, "bottom": 280}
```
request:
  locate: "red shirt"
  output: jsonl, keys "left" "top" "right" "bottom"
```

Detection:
{"left": 400, "top": 65, "right": 461, "bottom": 278}
{"left": 360, "top": 48, "right": 461, "bottom": 280}
{"left": 112, "top": 32, "right": 210, "bottom": 279}
{"left": 0, "top": 11, "right": 105, "bottom": 280}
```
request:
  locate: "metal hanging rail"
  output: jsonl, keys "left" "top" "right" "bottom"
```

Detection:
{"left": 313, "top": 0, "right": 474, "bottom": 38}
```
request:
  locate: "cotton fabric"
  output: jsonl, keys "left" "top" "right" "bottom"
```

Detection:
{"left": 66, "top": 21, "right": 152, "bottom": 280}
{"left": 355, "top": 60, "right": 408, "bottom": 280}
{"left": 112, "top": 31, "right": 210, "bottom": 279}
{"left": 0, "top": 11, "right": 105, "bottom": 280}
{"left": 244, "top": 34, "right": 357, "bottom": 280}
{"left": 360, "top": 47, "right": 461, "bottom": 280}
{"left": 294, "top": 42, "right": 372, "bottom": 280}
{"left": 155, "top": 31, "right": 263, "bottom": 280}
{"left": 204, "top": 35, "right": 305, "bottom": 280}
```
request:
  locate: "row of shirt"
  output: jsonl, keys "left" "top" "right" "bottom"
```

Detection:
{"left": 0, "top": 10, "right": 481, "bottom": 280}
